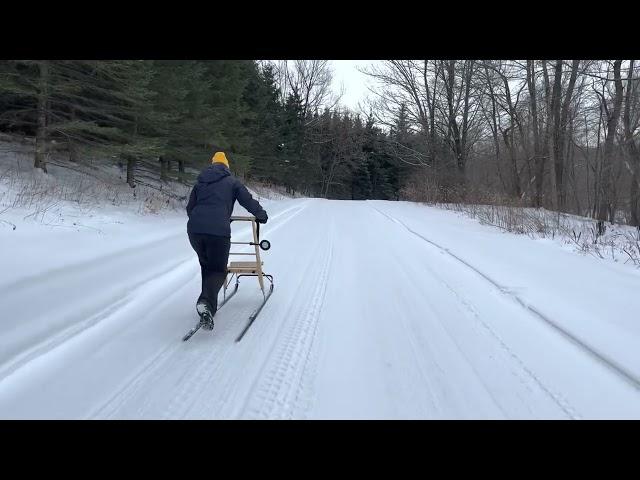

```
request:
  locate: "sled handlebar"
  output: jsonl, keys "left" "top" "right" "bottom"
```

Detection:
{"left": 229, "top": 216, "right": 270, "bottom": 251}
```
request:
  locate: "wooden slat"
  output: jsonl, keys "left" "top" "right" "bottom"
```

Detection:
{"left": 229, "top": 261, "right": 263, "bottom": 268}
{"left": 227, "top": 261, "right": 263, "bottom": 273}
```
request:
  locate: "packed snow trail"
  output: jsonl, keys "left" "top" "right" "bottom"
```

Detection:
{"left": 1, "top": 199, "right": 639, "bottom": 419}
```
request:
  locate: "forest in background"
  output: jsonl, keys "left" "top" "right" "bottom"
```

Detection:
{"left": 1, "top": 60, "right": 639, "bottom": 232}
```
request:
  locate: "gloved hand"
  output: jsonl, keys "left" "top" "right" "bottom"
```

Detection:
{"left": 257, "top": 214, "right": 268, "bottom": 224}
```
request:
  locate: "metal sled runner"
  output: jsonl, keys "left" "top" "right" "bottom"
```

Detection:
{"left": 182, "top": 216, "right": 274, "bottom": 342}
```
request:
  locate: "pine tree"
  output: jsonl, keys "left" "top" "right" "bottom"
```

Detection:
{"left": 197, "top": 61, "right": 256, "bottom": 177}
{"left": 243, "top": 62, "right": 285, "bottom": 184}
{"left": 280, "top": 92, "right": 305, "bottom": 194}
{"left": 352, "top": 158, "right": 373, "bottom": 199}
{"left": 148, "top": 60, "right": 217, "bottom": 180}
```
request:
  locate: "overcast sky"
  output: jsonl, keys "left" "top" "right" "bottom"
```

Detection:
{"left": 330, "top": 60, "right": 380, "bottom": 112}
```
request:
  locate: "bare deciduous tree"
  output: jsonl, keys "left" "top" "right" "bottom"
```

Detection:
{"left": 275, "top": 60, "right": 340, "bottom": 119}
{"left": 596, "top": 60, "right": 624, "bottom": 231}
{"left": 622, "top": 60, "right": 640, "bottom": 226}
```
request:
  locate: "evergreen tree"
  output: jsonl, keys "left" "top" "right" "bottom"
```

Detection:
{"left": 280, "top": 92, "right": 305, "bottom": 194}
{"left": 0, "top": 60, "right": 403, "bottom": 200}
{"left": 243, "top": 62, "right": 284, "bottom": 184}
{"left": 352, "top": 158, "right": 373, "bottom": 199}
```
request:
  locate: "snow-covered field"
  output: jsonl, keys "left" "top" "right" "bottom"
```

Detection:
{"left": 2, "top": 146, "right": 640, "bottom": 419}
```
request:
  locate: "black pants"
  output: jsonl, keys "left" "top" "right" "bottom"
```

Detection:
{"left": 188, "top": 233, "right": 231, "bottom": 313}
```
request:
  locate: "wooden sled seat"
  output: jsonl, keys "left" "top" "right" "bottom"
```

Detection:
{"left": 227, "top": 261, "right": 264, "bottom": 274}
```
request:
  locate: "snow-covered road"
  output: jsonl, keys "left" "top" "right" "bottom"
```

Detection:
{"left": 1, "top": 198, "right": 639, "bottom": 419}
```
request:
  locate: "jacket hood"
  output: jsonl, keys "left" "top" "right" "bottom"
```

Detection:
{"left": 197, "top": 163, "right": 230, "bottom": 184}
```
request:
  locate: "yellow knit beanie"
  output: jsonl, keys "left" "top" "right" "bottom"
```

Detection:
{"left": 211, "top": 151, "right": 229, "bottom": 168}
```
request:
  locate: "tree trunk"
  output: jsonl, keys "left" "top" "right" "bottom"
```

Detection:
{"left": 501, "top": 126, "right": 521, "bottom": 198}
{"left": 509, "top": 133, "right": 521, "bottom": 198}
{"left": 68, "top": 107, "right": 78, "bottom": 163}
{"left": 592, "top": 112, "right": 604, "bottom": 219}
{"left": 443, "top": 60, "right": 470, "bottom": 186}
{"left": 127, "top": 115, "right": 139, "bottom": 188}
{"left": 623, "top": 60, "right": 640, "bottom": 226}
{"left": 527, "top": 60, "right": 543, "bottom": 207}
{"left": 631, "top": 169, "right": 640, "bottom": 227}
{"left": 597, "top": 60, "right": 624, "bottom": 232}
{"left": 550, "top": 61, "right": 567, "bottom": 210}
{"left": 34, "top": 60, "right": 49, "bottom": 173}
{"left": 549, "top": 60, "right": 564, "bottom": 210}
{"left": 567, "top": 118, "right": 581, "bottom": 213}
{"left": 495, "top": 63, "right": 523, "bottom": 199}
{"left": 159, "top": 156, "right": 168, "bottom": 182}
{"left": 549, "top": 59, "right": 580, "bottom": 211}
{"left": 127, "top": 157, "right": 136, "bottom": 188}
{"left": 541, "top": 60, "right": 552, "bottom": 208}
{"left": 460, "top": 60, "right": 474, "bottom": 183}
{"left": 68, "top": 140, "right": 78, "bottom": 163}
{"left": 558, "top": 60, "right": 580, "bottom": 209}
{"left": 178, "top": 160, "right": 185, "bottom": 173}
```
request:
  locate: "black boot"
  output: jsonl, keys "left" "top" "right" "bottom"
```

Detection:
{"left": 196, "top": 300, "right": 215, "bottom": 330}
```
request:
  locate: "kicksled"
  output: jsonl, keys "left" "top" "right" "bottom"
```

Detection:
{"left": 182, "top": 216, "right": 274, "bottom": 343}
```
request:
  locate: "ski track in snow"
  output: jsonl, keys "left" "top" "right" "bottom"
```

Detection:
{"left": 394, "top": 243, "right": 578, "bottom": 419}
{"left": 0, "top": 200, "right": 309, "bottom": 383}
{"left": 369, "top": 205, "right": 580, "bottom": 418}
{"left": 370, "top": 204, "right": 640, "bottom": 396}
{"left": 85, "top": 200, "right": 313, "bottom": 419}
{"left": 184, "top": 202, "right": 332, "bottom": 420}
{"left": 1, "top": 230, "right": 183, "bottom": 295}
{"left": 0, "top": 256, "right": 192, "bottom": 385}
{"left": 2, "top": 197, "right": 640, "bottom": 419}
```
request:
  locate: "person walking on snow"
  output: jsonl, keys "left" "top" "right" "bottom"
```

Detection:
{"left": 186, "top": 152, "right": 268, "bottom": 330}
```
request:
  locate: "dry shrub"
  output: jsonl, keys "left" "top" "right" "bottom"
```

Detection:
{"left": 399, "top": 170, "right": 640, "bottom": 267}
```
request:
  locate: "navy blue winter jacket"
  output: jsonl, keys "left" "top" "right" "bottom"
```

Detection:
{"left": 186, "top": 163, "right": 268, "bottom": 237}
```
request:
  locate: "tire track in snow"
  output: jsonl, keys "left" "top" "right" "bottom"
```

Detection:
{"left": 240, "top": 240, "right": 332, "bottom": 419}
{"left": 243, "top": 248, "right": 333, "bottom": 419}
{"left": 370, "top": 204, "right": 640, "bottom": 395}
